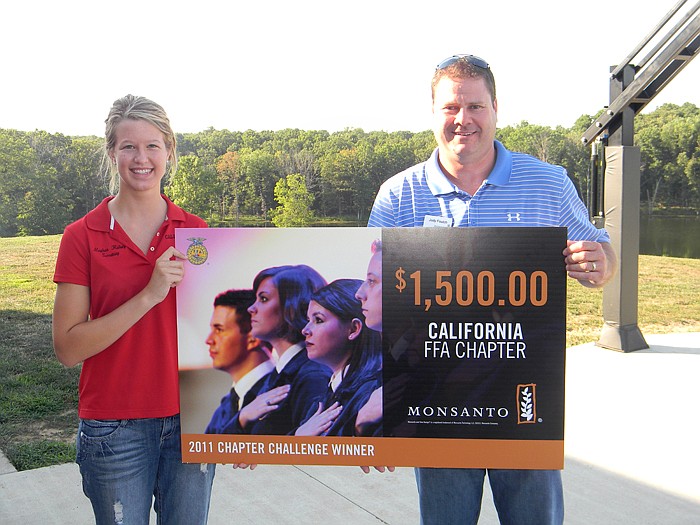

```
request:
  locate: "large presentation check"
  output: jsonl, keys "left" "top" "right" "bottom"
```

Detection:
{"left": 176, "top": 227, "right": 567, "bottom": 469}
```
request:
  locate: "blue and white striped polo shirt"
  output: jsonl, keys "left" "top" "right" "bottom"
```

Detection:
{"left": 368, "top": 140, "right": 609, "bottom": 243}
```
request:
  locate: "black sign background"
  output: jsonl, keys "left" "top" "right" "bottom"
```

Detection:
{"left": 381, "top": 227, "right": 567, "bottom": 440}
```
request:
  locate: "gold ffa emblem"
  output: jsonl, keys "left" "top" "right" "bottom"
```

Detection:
{"left": 186, "top": 237, "right": 208, "bottom": 265}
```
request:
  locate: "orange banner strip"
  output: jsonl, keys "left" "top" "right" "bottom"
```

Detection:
{"left": 182, "top": 434, "right": 563, "bottom": 469}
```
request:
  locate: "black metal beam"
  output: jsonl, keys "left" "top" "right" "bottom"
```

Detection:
{"left": 582, "top": 11, "right": 700, "bottom": 145}
{"left": 611, "top": 0, "right": 697, "bottom": 77}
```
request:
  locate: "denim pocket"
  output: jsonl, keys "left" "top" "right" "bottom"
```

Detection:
{"left": 79, "top": 419, "right": 126, "bottom": 440}
{"left": 77, "top": 419, "right": 130, "bottom": 463}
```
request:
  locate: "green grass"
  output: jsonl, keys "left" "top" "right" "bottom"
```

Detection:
{"left": 7, "top": 440, "right": 76, "bottom": 471}
{"left": 566, "top": 254, "right": 700, "bottom": 345}
{"left": 1, "top": 234, "right": 699, "bottom": 470}
{"left": 0, "top": 235, "right": 80, "bottom": 470}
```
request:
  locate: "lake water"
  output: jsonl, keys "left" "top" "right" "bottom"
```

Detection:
{"left": 639, "top": 216, "right": 700, "bottom": 259}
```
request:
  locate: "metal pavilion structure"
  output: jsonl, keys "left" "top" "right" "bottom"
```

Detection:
{"left": 581, "top": 0, "right": 699, "bottom": 352}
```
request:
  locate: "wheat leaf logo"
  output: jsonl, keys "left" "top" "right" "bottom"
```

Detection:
{"left": 517, "top": 384, "right": 537, "bottom": 424}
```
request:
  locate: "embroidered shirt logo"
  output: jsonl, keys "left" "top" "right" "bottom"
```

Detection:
{"left": 186, "top": 237, "right": 208, "bottom": 265}
{"left": 506, "top": 212, "right": 522, "bottom": 222}
{"left": 516, "top": 383, "right": 537, "bottom": 424}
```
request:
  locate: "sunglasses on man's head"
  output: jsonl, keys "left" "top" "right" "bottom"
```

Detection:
{"left": 435, "top": 54, "right": 490, "bottom": 71}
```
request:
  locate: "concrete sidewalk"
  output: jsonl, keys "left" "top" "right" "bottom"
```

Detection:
{"left": 1, "top": 332, "right": 698, "bottom": 524}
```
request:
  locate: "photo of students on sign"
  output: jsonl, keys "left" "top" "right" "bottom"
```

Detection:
{"left": 175, "top": 227, "right": 567, "bottom": 469}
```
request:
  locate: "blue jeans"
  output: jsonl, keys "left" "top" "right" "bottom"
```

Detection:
{"left": 415, "top": 468, "right": 563, "bottom": 525}
{"left": 77, "top": 415, "right": 215, "bottom": 524}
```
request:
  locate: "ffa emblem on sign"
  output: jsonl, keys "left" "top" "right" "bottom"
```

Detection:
{"left": 186, "top": 237, "right": 208, "bottom": 265}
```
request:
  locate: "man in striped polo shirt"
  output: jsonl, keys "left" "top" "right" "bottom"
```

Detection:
{"left": 367, "top": 55, "right": 616, "bottom": 525}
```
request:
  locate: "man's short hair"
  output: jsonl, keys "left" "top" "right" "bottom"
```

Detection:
{"left": 213, "top": 289, "right": 255, "bottom": 333}
{"left": 431, "top": 57, "right": 496, "bottom": 103}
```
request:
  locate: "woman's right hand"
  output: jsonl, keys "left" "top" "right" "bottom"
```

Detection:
{"left": 142, "top": 247, "right": 186, "bottom": 305}
{"left": 53, "top": 248, "right": 189, "bottom": 367}
{"left": 238, "top": 384, "right": 291, "bottom": 429}
{"left": 294, "top": 402, "right": 342, "bottom": 436}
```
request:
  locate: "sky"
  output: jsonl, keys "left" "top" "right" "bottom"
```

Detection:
{"left": 2, "top": 0, "right": 699, "bottom": 137}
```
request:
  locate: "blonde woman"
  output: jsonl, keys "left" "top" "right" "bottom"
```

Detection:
{"left": 52, "top": 95, "right": 214, "bottom": 523}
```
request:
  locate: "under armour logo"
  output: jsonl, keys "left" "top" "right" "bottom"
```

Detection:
{"left": 506, "top": 212, "right": 521, "bottom": 222}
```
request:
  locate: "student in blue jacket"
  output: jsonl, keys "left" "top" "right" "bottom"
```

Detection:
{"left": 295, "top": 279, "right": 382, "bottom": 437}
{"left": 234, "top": 265, "right": 331, "bottom": 435}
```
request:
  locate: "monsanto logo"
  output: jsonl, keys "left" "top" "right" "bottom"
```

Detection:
{"left": 517, "top": 383, "right": 537, "bottom": 424}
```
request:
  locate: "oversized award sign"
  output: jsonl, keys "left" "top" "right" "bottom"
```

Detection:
{"left": 176, "top": 227, "right": 566, "bottom": 469}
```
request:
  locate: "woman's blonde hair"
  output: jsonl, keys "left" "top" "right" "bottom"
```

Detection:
{"left": 103, "top": 94, "right": 178, "bottom": 194}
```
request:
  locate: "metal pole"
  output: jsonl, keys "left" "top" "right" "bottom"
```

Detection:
{"left": 588, "top": 143, "right": 597, "bottom": 219}
{"left": 597, "top": 64, "right": 648, "bottom": 352}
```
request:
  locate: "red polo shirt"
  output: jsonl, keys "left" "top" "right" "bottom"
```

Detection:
{"left": 54, "top": 196, "right": 207, "bottom": 419}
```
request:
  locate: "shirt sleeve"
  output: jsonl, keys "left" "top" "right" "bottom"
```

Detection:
{"left": 53, "top": 223, "right": 90, "bottom": 286}
{"left": 367, "top": 184, "right": 397, "bottom": 227}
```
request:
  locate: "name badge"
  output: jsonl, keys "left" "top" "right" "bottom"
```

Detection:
{"left": 423, "top": 215, "right": 453, "bottom": 227}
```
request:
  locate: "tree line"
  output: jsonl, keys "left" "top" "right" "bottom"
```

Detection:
{"left": 1, "top": 103, "right": 698, "bottom": 236}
